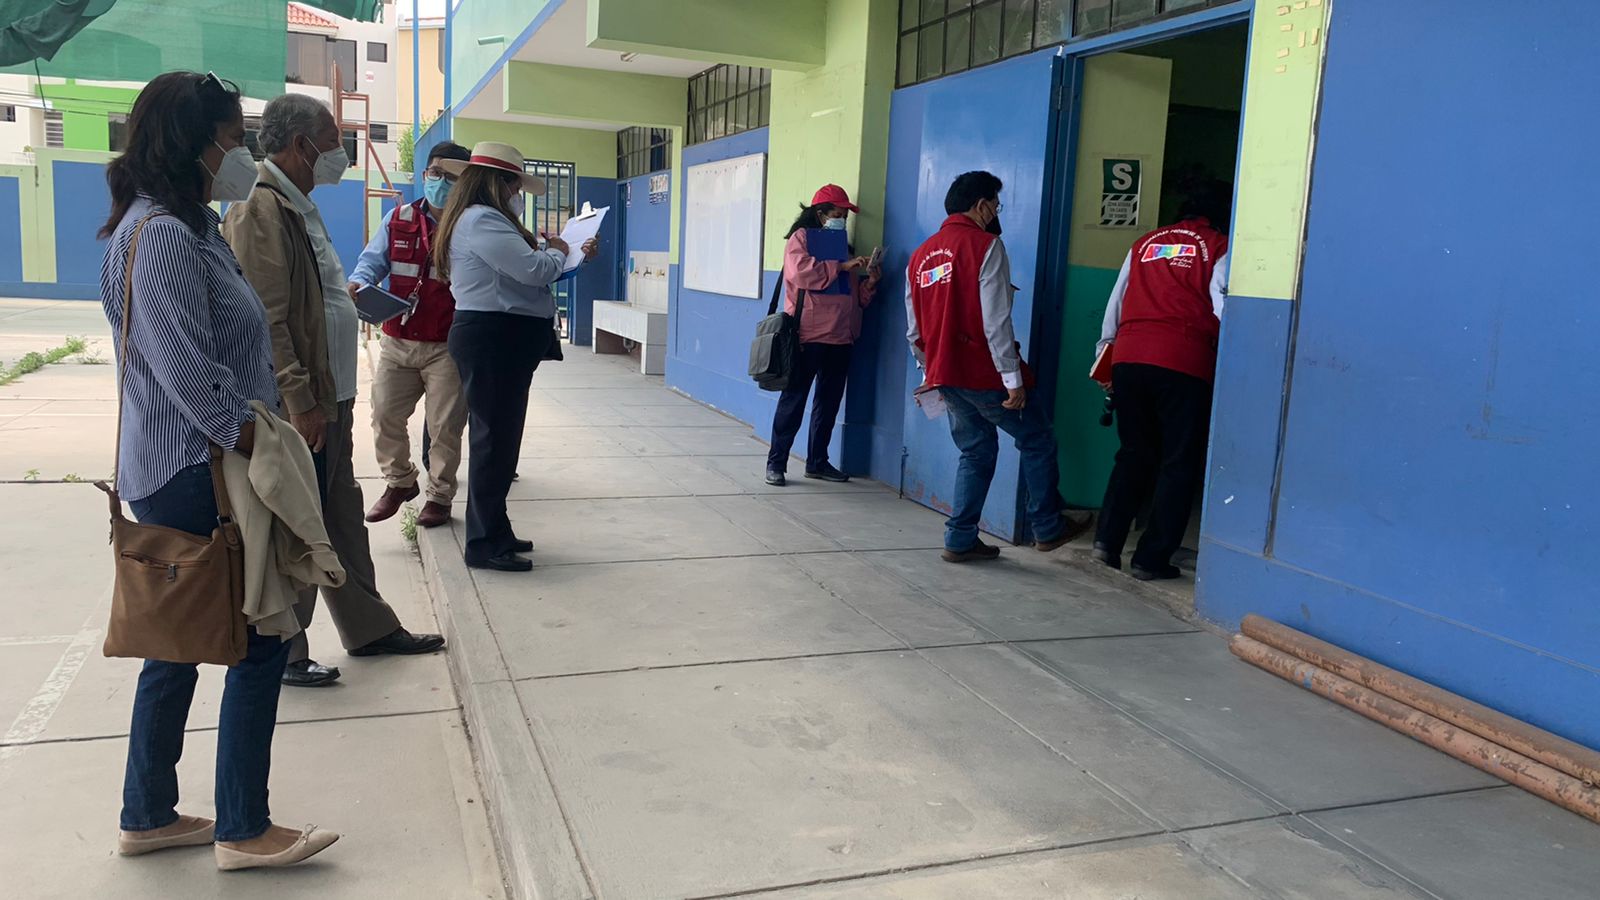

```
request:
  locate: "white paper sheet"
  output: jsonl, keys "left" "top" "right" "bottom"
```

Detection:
{"left": 553, "top": 205, "right": 608, "bottom": 274}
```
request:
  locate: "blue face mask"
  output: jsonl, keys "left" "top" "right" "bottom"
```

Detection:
{"left": 823, "top": 217, "right": 847, "bottom": 231}
{"left": 423, "top": 175, "right": 451, "bottom": 209}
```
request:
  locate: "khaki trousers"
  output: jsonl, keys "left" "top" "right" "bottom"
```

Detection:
{"left": 291, "top": 399, "right": 402, "bottom": 663}
{"left": 370, "top": 335, "right": 467, "bottom": 505}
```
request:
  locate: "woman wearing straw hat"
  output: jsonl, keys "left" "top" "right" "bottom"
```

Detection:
{"left": 432, "top": 141, "right": 598, "bottom": 572}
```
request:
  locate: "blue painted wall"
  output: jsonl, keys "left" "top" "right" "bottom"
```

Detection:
{"left": 623, "top": 170, "right": 672, "bottom": 253}
{"left": 52, "top": 161, "right": 110, "bottom": 290}
{"left": 0, "top": 175, "right": 21, "bottom": 283}
{"left": 876, "top": 50, "right": 1062, "bottom": 540}
{"left": 666, "top": 129, "right": 793, "bottom": 443}
{"left": 3, "top": 158, "right": 407, "bottom": 301}
{"left": 1198, "top": 1, "right": 1600, "bottom": 748}
{"left": 571, "top": 174, "right": 620, "bottom": 347}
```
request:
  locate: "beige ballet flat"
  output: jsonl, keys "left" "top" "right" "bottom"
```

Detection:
{"left": 214, "top": 824, "right": 341, "bottom": 871}
{"left": 117, "top": 814, "right": 216, "bottom": 856}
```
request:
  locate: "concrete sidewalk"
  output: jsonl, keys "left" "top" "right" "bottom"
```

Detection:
{"left": 0, "top": 300, "right": 504, "bottom": 899}
{"left": 421, "top": 348, "right": 1600, "bottom": 900}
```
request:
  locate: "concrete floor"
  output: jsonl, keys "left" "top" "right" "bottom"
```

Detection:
{"left": 7, "top": 298, "right": 1599, "bottom": 899}
{"left": 420, "top": 342, "right": 1600, "bottom": 899}
{"left": 0, "top": 300, "right": 503, "bottom": 899}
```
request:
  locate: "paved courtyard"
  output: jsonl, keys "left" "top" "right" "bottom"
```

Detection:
{"left": 3, "top": 298, "right": 1598, "bottom": 899}
{"left": 419, "top": 341, "right": 1600, "bottom": 898}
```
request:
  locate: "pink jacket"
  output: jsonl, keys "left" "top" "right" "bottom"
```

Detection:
{"left": 782, "top": 229, "right": 875, "bottom": 345}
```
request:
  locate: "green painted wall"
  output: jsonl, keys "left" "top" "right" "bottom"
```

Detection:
{"left": 1229, "top": 0, "right": 1331, "bottom": 301}
{"left": 449, "top": 0, "right": 556, "bottom": 109}
{"left": 453, "top": 118, "right": 618, "bottom": 180}
{"left": 38, "top": 82, "right": 139, "bottom": 152}
{"left": 1055, "top": 53, "right": 1172, "bottom": 507}
{"left": 503, "top": 62, "right": 686, "bottom": 129}
{"left": 9, "top": 148, "right": 117, "bottom": 283}
{"left": 763, "top": 0, "right": 897, "bottom": 268}
{"left": 588, "top": 0, "right": 825, "bottom": 71}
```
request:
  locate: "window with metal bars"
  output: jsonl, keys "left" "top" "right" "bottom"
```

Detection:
{"left": 43, "top": 110, "right": 63, "bottom": 148}
{"left": 896, "top": 0, "right": 1226, "bottom": 87}
{"left": 686, "top": 63, "right": 771, "bottom": 146}
{"left": 617, "top": 126, "right": 673, "bottom": 180}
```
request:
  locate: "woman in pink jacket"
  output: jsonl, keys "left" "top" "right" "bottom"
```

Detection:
{"left": 765, "top": 184, "right": 881, "bottom": 486}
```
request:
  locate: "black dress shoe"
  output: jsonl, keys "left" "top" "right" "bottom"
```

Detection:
{"left": 1131, "top": 563, "right": 1182, "bottom": 582}
{"left": 804, "top": 462, "right": 850, "bottom": 483}
{"left": 511, "top": 538, "right": 534, "bottom": 553}
{"left": 348, "top": 627, "right": 446, "bottom": 657}
{"left": 765, "top": 469, "right": 786, "bottom": 487}
{"left": 282, "top": 659, "right": 341, "bottom": 687}
{"left": 467, "top": 552, "right": 533, "bottom": 572}
{"left": 1091, "top": 542, "right": 1122, "bottom": 570}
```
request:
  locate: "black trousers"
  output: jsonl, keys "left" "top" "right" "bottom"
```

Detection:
{"left": 448, "top": 310, "right": 552, "bottom": 563}
{"left": 767, "top": 342, "right": 853, "bottom": 472}
{"left": 1095, "top": 362, "right": 1214, "bottom": 569}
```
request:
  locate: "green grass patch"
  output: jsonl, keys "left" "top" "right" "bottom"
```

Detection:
{"left": 0, "top": 336, "right": 91, "bottom": 386}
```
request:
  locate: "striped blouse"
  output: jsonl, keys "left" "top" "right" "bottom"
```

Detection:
{"left": 100, "top": 197, "right": 281, "bottom": 502}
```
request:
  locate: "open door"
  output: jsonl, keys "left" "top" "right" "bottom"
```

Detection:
{"left": 1054, "top": 52, "right": 1173, "bottom": 508}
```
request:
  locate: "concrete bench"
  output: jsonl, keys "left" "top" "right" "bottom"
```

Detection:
{"left": 592, "top": 300, "right": 667, "bottom": 375}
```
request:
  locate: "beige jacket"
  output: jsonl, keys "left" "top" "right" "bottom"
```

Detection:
{"left": 222, "top": 402, "right": 345, "bottom": 638}
{"left": 221, "top": 164, "right": 337, "bottom": 418}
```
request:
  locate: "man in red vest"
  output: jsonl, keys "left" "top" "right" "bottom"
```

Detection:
{"left": 348, "top": 141, "right": 472, "bottom": 530}
{"left": 1094, "top": 181, "right": 1232, "bottom": 580}
{"left": 906, "top": 171, "right": 1091, "bottom": 562}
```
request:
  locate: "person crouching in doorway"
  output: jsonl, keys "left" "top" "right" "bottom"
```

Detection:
{"left": 349, "top": 140, "right": 472, "bottom": 530}
{"left": 764, "top": 184, "right": 880, "bottom": 486}
{"left": 1093, "top": 180, "right": 1232, "bottom": 581}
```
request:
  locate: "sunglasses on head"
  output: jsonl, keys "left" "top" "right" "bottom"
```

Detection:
{"left": 197, "top": 71, "right": 232, "bottom": 98}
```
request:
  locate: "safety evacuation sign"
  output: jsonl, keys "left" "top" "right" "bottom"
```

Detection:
{"left": 1100, "top": 158, "right": 1141, "bottom": 227}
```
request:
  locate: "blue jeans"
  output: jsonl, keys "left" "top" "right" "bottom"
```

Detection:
{"left": 941, "top": 387, "right": 1064, "bottom": 552}
{"left": 121, "top": 463, "right": 290, "bottom": 842}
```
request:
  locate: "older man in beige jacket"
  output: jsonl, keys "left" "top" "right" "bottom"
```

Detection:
{"left": 222, "top": 93, "right": 443, "bottom": 687}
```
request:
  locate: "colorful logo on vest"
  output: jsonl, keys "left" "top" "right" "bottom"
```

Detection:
{"left": 918, "top": 262, "right": 954, "bottom": 288}
{"left": 1141, "top": 243, "right": 1198, "bottom": 262}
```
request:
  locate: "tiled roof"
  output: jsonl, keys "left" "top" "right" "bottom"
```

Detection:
{"left": 287, "top": 3, "right": 340, "bottom": 30}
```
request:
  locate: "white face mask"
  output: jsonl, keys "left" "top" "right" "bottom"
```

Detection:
{"left": 206, "top": 142, "right": 257, "bottom": 203}
{"left": 822, "top": 216, "right": 848, "bottom": 231}
{"left": 304, "top": 136, "right": 349, "bottom": 186}
{"left": 508, "top": 193, "right": 526, "bottom": 220}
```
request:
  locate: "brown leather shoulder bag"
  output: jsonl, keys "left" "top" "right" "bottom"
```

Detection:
{"left": 96, "top": 213, "right": 248, "bottom": 666}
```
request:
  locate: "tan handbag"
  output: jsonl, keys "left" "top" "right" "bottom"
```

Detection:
{"left": 95, "top": 214, "right": 248, "bottom": 666}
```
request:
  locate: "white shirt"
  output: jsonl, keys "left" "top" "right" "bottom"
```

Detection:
{"left": 264, "top": 160, "right": 359, "bottom": 402}
{"left": 446, "top": 204, "right": 567, "bottom": 318}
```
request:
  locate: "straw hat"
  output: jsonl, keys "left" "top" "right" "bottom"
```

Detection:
{"left": 438, "top": 141, "right": 547, "bottom": 194}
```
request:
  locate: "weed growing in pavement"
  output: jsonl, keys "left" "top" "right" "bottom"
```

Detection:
{"left": 23, "top": 469, "right": 40, "bottom": 482}
{"left": 0, "top": 336, "right": 90, "bottom": 386}
{"left": 401, "top": 503, "right": 419, "bottom": 543}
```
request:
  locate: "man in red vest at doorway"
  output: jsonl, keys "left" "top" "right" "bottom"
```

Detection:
{"left": 906, "top": 171, "right": 1092, "bottom": 563}
{"left": 1093, "top": 180, "right": 1232, "bottom": 580}
{"left": 348, "top": 140, "right": 472, "bottom": 530}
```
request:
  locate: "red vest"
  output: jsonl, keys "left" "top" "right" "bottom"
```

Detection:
{"left": 1112, "top": 217, "right": 1227, "bottom": 382}
{"left": 908, "top": 214, "right": 1034, "bottom": 392}
{"left": 380, "top": 200, "right": 456, "bottom": 343}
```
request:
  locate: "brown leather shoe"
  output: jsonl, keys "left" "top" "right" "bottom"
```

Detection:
{"left": 365, "top": 484, "right": 420, "bottom": 522}
{"left": 416, "top": 500, "right": 451, "bottom": 529}
{"left": 1034, "top": 512, "right": 1095, "bottom": 553}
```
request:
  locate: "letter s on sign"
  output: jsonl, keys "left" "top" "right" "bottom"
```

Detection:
{"left": 1112, "top": 162, "right": 1134, "bottom": 191}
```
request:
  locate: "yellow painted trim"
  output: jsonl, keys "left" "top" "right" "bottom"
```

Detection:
{"left": 1229, "top": 0, "right": 1333, "bottom": 300}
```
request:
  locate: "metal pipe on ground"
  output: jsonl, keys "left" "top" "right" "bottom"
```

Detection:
{"left": 1230, "top": 635, "right": 1600, "bottom": 825}
{"left": 1240, "top": 614, "right": 1600, "bottom": 787}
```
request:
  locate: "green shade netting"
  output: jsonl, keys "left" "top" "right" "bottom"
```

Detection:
{"left": 1, "top": 0, "right": 289, "bottom": 100}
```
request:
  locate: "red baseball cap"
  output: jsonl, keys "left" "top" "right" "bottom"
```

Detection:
{"left": 811, "top": 184, "right": 860, "bottom": 213}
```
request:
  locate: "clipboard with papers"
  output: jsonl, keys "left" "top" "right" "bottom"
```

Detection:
{"left": 550, "top": 202, "right": 609, "bottom": 275}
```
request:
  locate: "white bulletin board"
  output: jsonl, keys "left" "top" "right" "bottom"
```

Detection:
{"left": 683, "top": 152, "right": 767, "bottom": 299}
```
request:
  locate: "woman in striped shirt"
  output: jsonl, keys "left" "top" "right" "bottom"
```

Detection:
{"left": 99, "top": 72, "right": 337, "bottom": 870}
